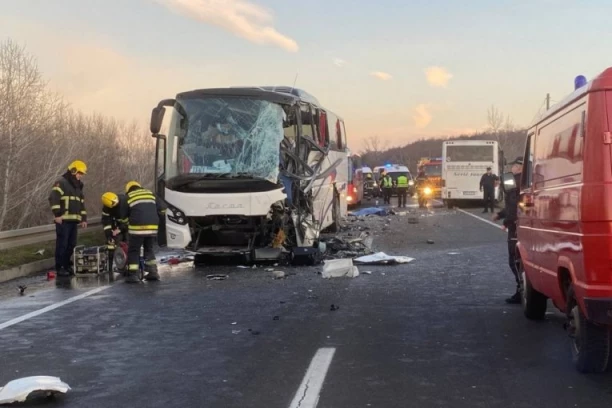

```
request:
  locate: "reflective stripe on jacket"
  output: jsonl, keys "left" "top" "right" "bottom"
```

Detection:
{"left": 126, "top": 187, "right": 167, "bottom": 236}
{"left": 49, "top": 172, "right": 86, "bottom": 223}
{"left": 382, "top": 175, "right": 393, "bottom": 188}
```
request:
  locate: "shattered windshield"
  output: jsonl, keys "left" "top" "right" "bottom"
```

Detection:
{"left": 167, "top": 96, "right": 285, "bottom": 183}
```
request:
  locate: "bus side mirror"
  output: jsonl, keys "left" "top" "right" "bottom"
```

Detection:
{"left": 502, "top": 172, "right": 516, "bottom": 191}
{"left": 150, "top": 106, "right": 166, "bottom": 135}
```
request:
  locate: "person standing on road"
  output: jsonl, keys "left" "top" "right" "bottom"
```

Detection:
{"left": 124, "top": 181, "right": 167, "bottom": 283}
{"left": 49, "top": 160, "right": 88, "bottom": 277}
{"left": 381, "top": 171, "right": 393, "bottom": 205}
{"left": 492, "top": 157, "right": 523, "bottom": 304}
{"left": 479, "top": 167, "right": 498, "bottom": 213}
{"left": 396, "top": 174, "right": 409, "bottom": 208}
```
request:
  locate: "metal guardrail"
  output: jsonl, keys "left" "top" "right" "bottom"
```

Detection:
{"left": 0, "top": 216, "right": 102, "bottom": 251}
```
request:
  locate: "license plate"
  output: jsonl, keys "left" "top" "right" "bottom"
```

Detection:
{"left": 463, "top": 191, "right": 476, "bottom": 196}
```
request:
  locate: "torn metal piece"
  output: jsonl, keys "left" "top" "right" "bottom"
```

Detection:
{"left": 0, "top": 376, "right": 70, "bottom": 404}
{"left": 206, "top": 274, "right": 229, "bottom": 280}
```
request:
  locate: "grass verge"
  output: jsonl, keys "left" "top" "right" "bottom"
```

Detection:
{"left": 0, "top": 228, "right": 106, "bottom": 270}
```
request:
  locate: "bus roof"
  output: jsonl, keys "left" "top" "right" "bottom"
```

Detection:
{"left": 176, "top": 86, "right": 342, "bottom": 117}
{"left": 529, "top": 67, "right": 612, "bottom": 128}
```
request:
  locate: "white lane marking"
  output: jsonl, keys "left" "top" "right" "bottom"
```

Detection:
{"left": 455, "top": 208, "right": 503, "bottom": 230}
{"left": 0, "top": 286, "right": 111, "bottom": 331}
{"left": 289, "top": 347, "right": 336, "bottom": 408}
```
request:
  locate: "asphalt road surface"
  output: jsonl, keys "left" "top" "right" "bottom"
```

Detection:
{"left": 1, "top": 196, "right": 612, "bottom": 407}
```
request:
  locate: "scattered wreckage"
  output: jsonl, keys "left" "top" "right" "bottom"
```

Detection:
{"left": 0, "top": 376, "right": 70, "bottom": 405}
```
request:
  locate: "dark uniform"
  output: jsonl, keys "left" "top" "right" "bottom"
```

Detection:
{"left": 480, "top": 170, "right": 499, "bottom": 213}
{"left": 49, "top": 171, "right": 87, "bottom": 275}
{"left": 496, "top": 160, "right": 522, "bottom": 304}
{"left": 101, "top": 193, "right": 129, "bottom": 272}
{"left": 381, "top": 173, "right": 393, "bottom": 204}
{"left": 125, "top": 183, "right": 167, "bottom": 283}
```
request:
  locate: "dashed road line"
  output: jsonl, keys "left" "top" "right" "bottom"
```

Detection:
{"left": 0, "top": 286, "right": 111, "bottom": 331}
{"left": 289, "top": 347, "right": 336, "bottom": 408}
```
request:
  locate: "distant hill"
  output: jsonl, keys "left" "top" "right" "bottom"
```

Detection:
{"left": 355, "top": 129, "right": 527, "bottom": 174}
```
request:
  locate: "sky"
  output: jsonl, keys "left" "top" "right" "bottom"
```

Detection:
{"left": 1, "top": 0, "right": 611, "bottom": 152}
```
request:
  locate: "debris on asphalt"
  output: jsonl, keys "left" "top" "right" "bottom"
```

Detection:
{"left": 34, "top": 249, "right": 45, "bottom": 256}
{"left": 17, "top": 285, "right": 26, "bottom": 296}
{"left": 0, "top": 376, "right": 70, "bottom": 404}
{"left": 321, "top": 259, "right": 360, "bottom": 278}
{"left": 362, "top": 271, "right": 373, "bottom": 275}
{"left": 427, "top": 239, "right": 435, "bottom": 244}
{"left": 348, "top": 207, "right": 390, "bottom": 217}
{"left": 206, "top": 274, "right": 229, "bottom": 280}
{"left": 321, "top": 231, "right": 374, "bottom": 259}
{"left": 353, "top": 252, "right": 415, "bottom": 265}
{"left": 330, "top": 304, "right": 340, "bottom": 311}
{"left": 232, "top": 330, "right": 241, "bottom": 335}
{"left": 272, "top": 271, "right": 286, "bottom": 279}
{"left": 248, "top": 329, "right": 261, "bottom": 335}
{"left": 273, "top": 316, "right": 280, "bottom": 320}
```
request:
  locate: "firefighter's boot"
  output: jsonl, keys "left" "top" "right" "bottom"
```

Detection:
{"left": 144, "top": 262, "right": 160, "bottom": 281}
{"left": 125, "top": 264, "right": 141, "bottom": 283}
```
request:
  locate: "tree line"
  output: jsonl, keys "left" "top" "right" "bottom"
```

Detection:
{"left": 0, "top": 38, "right": 154, "bottom": 231}
{"left": 355, "top": 106, "right": 528, "bottom": 174}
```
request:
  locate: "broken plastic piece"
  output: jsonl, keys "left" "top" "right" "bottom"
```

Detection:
{"left": 321, "top": 259, "right": 360, "bottom": 278}
{"left": 0, "top": 376, "right": 70, "bottom": 404}
{"left": 353, "top": 252, "right": 415, "bottom": 265}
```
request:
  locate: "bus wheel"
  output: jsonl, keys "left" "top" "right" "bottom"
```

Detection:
{"left": 566, "top": 284, "right": 611, "bottom": 373}
{"left": 446, "top": 200, "right": 454, "bottom": 209}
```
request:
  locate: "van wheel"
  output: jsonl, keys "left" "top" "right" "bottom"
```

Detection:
{"left": 566, "top": 285, "right": 611, "bottom": 373}
{"left": 519, "top": 259, "right": 547, "bottom": 320}
{"left": 328, "top": 192, "right": 341, "bottom": 233}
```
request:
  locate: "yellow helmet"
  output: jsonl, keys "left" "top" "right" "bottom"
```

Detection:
{"left": 125, "top": 181, "right": 141, "bottom": 193}
{"left": 101, "top": 192, "right": 119, "bottom": 208}
{"left": 68, "top": 160, "right": 87, "bottom": 174}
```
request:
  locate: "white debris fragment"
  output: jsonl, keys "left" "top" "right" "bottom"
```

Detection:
{"left": 0, "top": 376, "right": 70, "bottom": 404}
{"left": 353, "top": 252, "right": 415, "bottom": 265}
{"left": 321, "top": 259, "right": 360, "bottom": 278}
{"left": 273, "top": 271, "right": 286, "bottom": 279}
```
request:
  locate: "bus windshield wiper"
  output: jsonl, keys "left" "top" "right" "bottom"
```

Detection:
{"left": 171, "top": 174, "right": 220, "bottom": 188}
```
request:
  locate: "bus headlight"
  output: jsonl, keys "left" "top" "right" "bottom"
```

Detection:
{"left": 166, "top": 203, "right": 188, "bottom": 226}
{"left": 347, "top": 196, "right": 353, "bottom": 202}
{"left": 409, "top": 180, "right": 414, "bottom": 186}
{"left": 423, "top": 187, "right": 432, "bottom": 195}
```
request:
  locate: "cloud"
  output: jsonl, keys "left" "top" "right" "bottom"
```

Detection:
{"left": 333, "top": 58, "right": 346, "bottom": 67}
{"left": 413, "top": 104, "right": 433, "bottom": 128}
{"left": 425, "top": 66, "right": 453, "bottom": 87}
{"left": 157, "top": 0, "right": 298, "bottom": 52}
{"left": 370, "top": 71, "right": 392, "bottom": 81}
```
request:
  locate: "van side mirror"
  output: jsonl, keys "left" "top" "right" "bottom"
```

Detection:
{"left": 501, "top": 172, "right": 516, "bottom": 191}
{"left": 150, "top": 106, "right": 165, "bottom": 135}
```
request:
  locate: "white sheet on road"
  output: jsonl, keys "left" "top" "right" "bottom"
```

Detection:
{"left": 0, "top": 376, "right": 70, "bottom": 404}
{"left": 353, "top": 252, "right": 415, "bottom": 265}
{"left": 322, "top": 259, "right": 360, "bottom": 278}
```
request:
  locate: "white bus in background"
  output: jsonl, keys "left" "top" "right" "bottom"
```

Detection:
{"left": 441, "top": 140, "right": 504, "bottom": 208}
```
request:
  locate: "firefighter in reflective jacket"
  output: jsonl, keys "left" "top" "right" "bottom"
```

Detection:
{"left": 396, "top": 174, "right": 409, "bottom": 208}
{"left": 124, "top": 181, "right": 167, "bottom": 283}
{"left": 101, "top": 192, "right": 129, "bottom": 273}
{"left": 49, "top": 160, "right": 88, "bottom": 277}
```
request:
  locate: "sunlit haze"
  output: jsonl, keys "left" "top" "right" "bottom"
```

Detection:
{"left": 2, "top": 0, "right": 610, "bottom": 151}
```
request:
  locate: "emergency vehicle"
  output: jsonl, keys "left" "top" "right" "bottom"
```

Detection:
{"left": 417, "top": 157, "right": 443, "bottom": 198}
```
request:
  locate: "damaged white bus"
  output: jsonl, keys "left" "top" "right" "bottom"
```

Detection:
{"left": 149, "top": 86, "right": 350, "bottom": 263}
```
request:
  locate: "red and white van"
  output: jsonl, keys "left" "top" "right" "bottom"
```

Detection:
{"left": 503, "top": 68, "right": 612, "bottom": 373}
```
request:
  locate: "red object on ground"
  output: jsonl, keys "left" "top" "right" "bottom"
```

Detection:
{"left": 168, "top": 258, "right": 180, "bottom": 265}
{"left": 47, "top": 271, "right": 56, "bottom": 280}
